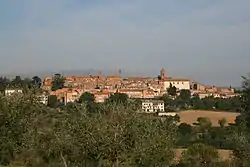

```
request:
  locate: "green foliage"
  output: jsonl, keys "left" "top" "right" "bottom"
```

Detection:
{"left": 160, "top": 91, "right": 241, "bottom": 112}
{"left": 178, "top": 123, "right": 192, "bottom": 136}
{"left": 31, "top": 76, "right": 42, "bottom": 88}
{"left": 78, "top": 92, "right": 95, "bottom": 103}
{"left": 0, "top": 77, "right": 10, "bottom": 93}
{"left": 167, "top": 83, "right": 177, "bottom": 97}
{"left": 180, "top": 143, "right": 220, "bottom": 167}
{"left": 106, "top": 92, "right": 129, "bottom": 104}
{"left": 196, "top": 117, "right": 212, "bottom": 132}
{"left": 218, "top": 118, "right": 227, "bottom": 128}
{"left": 179, "top": 90, "right": 191, "bottom": 101}
{"left": 0, "top": 93, "right": 176, "bottom": 167}
{"left": 230, "top": 75, "right": 250, "bottom": 167}
{"left": 240, "top": 75, "right": 250, "bottom": 130}
{"left": 51, "top": 74, "right": 65, "bottom": 91}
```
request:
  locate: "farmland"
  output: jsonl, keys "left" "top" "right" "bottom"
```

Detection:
{"left": 178, "top": 110, "right": 240, "bottom": 126}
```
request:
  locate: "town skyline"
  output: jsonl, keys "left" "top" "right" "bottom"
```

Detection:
{"left": 0, "top": 67, "right": 244, "bottom": 87}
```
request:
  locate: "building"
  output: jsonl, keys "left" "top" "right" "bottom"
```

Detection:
{"left": 162, "top": 78, "right": 190, "bottom": 90}
{"left": 94, "top": 91, "right": 111, "bottom": 103}
{"left": 5, "top": 89, "right": 23, "bottom": 96}
{"left": 37, "top": 94, "right": 49, "bottom": 105}
{"left": 141, "top": 99, "right": 164, "bottom": 113}
{"left": 159, "top": 68, "right": 190, "bottom": 90}
{"left": 118, "top": 89, "right": 144, "bottom": 98}
{"left": 50, "top": 88, "right": 84, "bottom": 104}
{"left": 41, "top": 77, "right": 52, "bottom": 90}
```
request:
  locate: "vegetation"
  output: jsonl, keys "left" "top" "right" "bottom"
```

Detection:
{"left": 167, "top": 83, "right": 177, "bottom": 97}
{"left": 160, "top": 90, "right": 241, "bottom": 112}
{"left": 51, "top": 74, "right": 65, "bottom": 91}
{"left": 0, "top": 93, "right": 176, "bottom": 167}
{"left": 179, "top": 143, "right": 220, "bottom": 167}
{"left": 0, "top": 76, "right": 43, "bottom": 93}
{"left": 0, "top": 74, "right": 250, "bottom": 166}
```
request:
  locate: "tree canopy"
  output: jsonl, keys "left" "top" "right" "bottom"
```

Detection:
{"left": 51, "top": 74, "right": 65, "bottom": 91}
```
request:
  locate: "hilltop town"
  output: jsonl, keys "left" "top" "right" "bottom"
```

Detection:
{"left": 41, "top": 68, "right": 237, "bottom": 104}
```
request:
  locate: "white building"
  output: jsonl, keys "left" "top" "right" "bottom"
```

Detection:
{"left": 5, "top": 89, "right": 23, "bottom": 96}
{"left": 141, "top": 99, "right": 165, "bottom": 113}
{"left": 158, "top": 112, "right": 177, "bottom": 117}
{"left": 37, "top": 94, "right": 49, "bottom": 105}
{"left": 163, "top": 78, "right": 190, "bottom": 90}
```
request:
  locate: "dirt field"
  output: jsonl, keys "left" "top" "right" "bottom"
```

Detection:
{"left": 174, "top": 148, "right": 232, "bottom": 162}
{"left": 177, "top": 110, "right": 241, "bottom": 126}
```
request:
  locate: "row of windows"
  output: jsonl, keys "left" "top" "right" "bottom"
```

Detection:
{"left": 171, "top": 82, "right": 185, "bottom": 85}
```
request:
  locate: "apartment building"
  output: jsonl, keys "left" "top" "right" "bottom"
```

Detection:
{"left": 141, "top": 99, "right": 165, "bottom": 113}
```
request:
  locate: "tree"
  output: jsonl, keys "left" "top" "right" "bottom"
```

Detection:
{"left": 10, "top": 76, "right": 23, "bottom": 88}
{"left": 231, "top": 75, "right": 250, "bottom": 166}
{"left": 196, "top": 117, "right": 212, "bottom": 132}
{"left": 0, "top": 77, "right": 10, "bottom": 93}
{"left": 31, "top": 76, "right": 42, "bottom": 88}
{"left": 178, "top": 123, "right": 192, "bottom": 136}
{"left": 107, "top": 92, "right": 128, "bottom": 104}
{"left": 160, "top": 94, "right": 174, "bottom": 110}
{"left": 241, "top": 75, "right": 250, "bottom": 130}
{"left": 51, "top": 74, "right": 65, "bottom": 91}
{"left": 195, "top": 117, "right": 212, "bottom": 143}
{"left": 218, "top": 118, "right": 227, "bottom": 128}
{"left": 191, "top": 94, "right": 203, "bottom": 109}
{"left": 167, "top": 83, "right": 177, "bottom": 97}
{"left": 201, "top": 96, "right": 215, "bottom": 110}
{"left": 78, "top": 92, "right": 95, "bottom": 103}
{"left": 180, "top": 143, "right": 220, "bottom": 167}
{"left": 179, "top": 90, "right": 191, "bottom": 101}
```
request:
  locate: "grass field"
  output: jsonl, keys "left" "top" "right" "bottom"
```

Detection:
{"left": 178, "top": 110, "right": 241, "bottom": 126}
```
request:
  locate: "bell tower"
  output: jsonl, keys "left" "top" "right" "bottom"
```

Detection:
{"left": 160, "top": 68, "right": 165, "bottom": 80}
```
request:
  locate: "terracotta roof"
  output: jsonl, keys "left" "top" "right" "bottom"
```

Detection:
{"left": 106, "top": 76, "right": 121, "bottom": 79}
{"left": 94, "top": 91, "right": 110, "bottom": 95}
{"left": 123, "top": 77, "right": 152, "bottom": 80}
{"left": 119, "top": 89, "right": 143, "bottom": 92}
{"left": 163, "top": 78, "right": 190, "bottom": 81}
{"left": 142, "top": 99, "right": 164, "bottom": 103}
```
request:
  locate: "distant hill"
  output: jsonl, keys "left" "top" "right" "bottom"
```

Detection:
{"left": 0, "top": 69, "right": 158, "bottom": 79}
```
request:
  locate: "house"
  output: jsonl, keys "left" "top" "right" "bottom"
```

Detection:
{"left": 141, "top": 99, "right": 165, "bottom": 113}
{"left": 118, "top": 89, "right": 144, "bottom": 98}
{"left": 64, "top": 89, "right": 83, "bottom": 104}
{"left": 198, "top": 92, "right": 212, "bottom": 99}
{"left": 50, "top": 88, "right": 83, "bottom": 104}
{"left": 5, "top": 89, "right": 23, "bottom": 96}
{"left": 41, "top": 77, "right": 52, "bottom": 90}
{"left": 162, "top": 78, "right": 190, "bottom": 90}
{"left": 94, "top": 91, "right": 111, "bottom": 103}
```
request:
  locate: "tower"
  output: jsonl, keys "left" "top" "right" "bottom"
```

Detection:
{"left": 160, "top": 68, "right": 165, "bottom": 79}
{"left": 118, "top": 69, "right": 122, "bottom": 76}
{"left": 98, "top": 71, "right": 103, "bottom": 80}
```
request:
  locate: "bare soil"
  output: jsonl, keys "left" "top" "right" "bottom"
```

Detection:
{"left": 178, "top": 110, "right": 240, "bottom": 126}
{"left": 174, "top": 148, "right": 232, "bottom": 162}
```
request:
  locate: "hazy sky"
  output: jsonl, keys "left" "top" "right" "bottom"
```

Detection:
{"left": 0, "top": 0, "right": 250, "bottom": 86}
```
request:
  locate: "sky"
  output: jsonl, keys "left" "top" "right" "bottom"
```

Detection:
{"left": 0, "top": 0, "right": 250, "bottom": 86}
